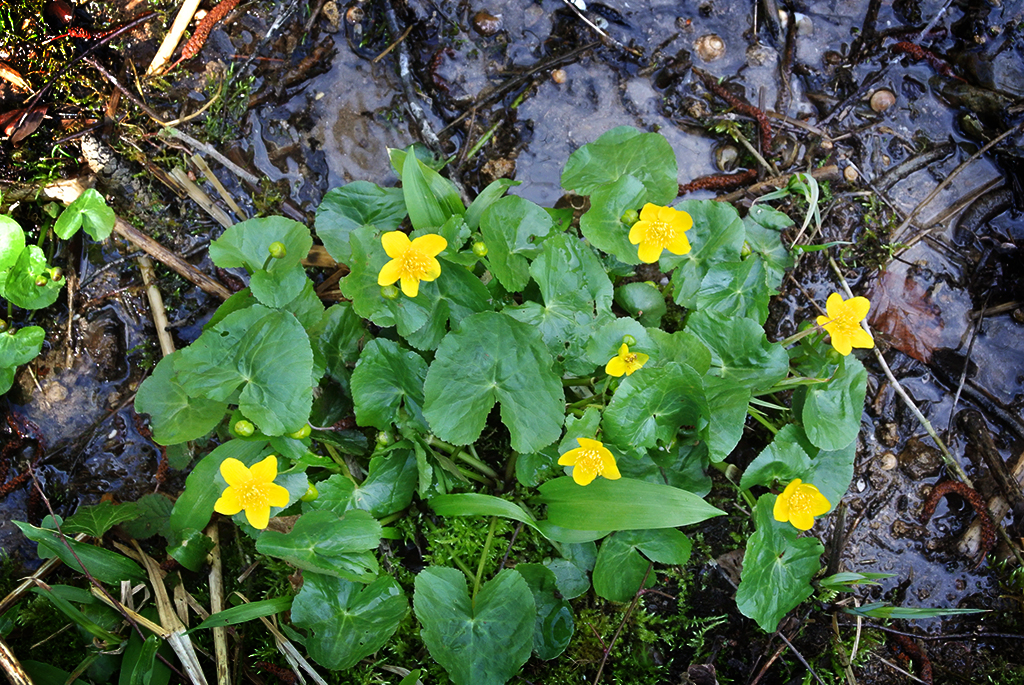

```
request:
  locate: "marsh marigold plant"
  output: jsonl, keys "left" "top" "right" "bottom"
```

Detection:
{"left": 214, "top": 456, "right": 291, "bottom": 530}
{"left": 377, "top": 231, "right": 447, "bottom": 297}
{"left": 628, "top": 203, "right": 693, "bottom": 263}
{"left": 558, "top": 437, "right": 621, "bottom": 486}
{"left": 605, "top": 343, "right": 648, "bottom": 377}
{"left": 817, "top": 293, "right": 874, "bottom": 356}
{"left": 773, "top": 479, "right": 831, "bottom": 531}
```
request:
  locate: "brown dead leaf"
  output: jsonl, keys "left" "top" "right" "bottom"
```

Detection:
{"left": 0, "top": 105, "right": 48, "bottom": 143}
{"left": 866, "top": 267, "right": 945, "bottom": 363}
{"left": 0, "top": 62, "right": 32, "bottom": 92}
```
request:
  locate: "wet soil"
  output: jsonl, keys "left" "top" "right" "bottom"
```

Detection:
{"left": 2, "top": 0, "right": 1024, "bottom": 682}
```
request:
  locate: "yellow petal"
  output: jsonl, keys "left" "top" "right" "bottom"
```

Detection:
{"left": 576, "top": 437, "right": 605, "bottom": 450}
{"left": 825, "top": 292, "right": 845, "bottom": 319}
{"left": 628, "top": 221, "right": 648, "bottom": 245}
{"left": 214, "top": 489, "right": 243, "bottom": 516}
{"left": 637, "top": 242, "right": 663, "bottom": 264}
{"left": 638, "top": 203, "right": 660, "bottom": 221}
{"left": 846, "top": 296, "right": 871, "bottom": 322}
{"left": 601, "top": 451, "right": 621, "bottom": 480}
{"left": 809, "top": 490, "right": 832, "bottom": 516}
{"left": 816, "top": 314, "right": 829, "bottom": 327}
{"left": 245, "top": 503, "right": 272, "bottom": 530}
{"left": 381, "top": 231, "right": 411, "bottom": 258}
{"left": 773, "top": 492, "right": 790, "bottom": 523}
{"left": 558, "top": 447, "right": 582, "bottom": 466}
{"left": 675, "top": 209, "right": 693, "bottom": 232}
{"left": 666, "top": 231, "right": 691, "bottom": 256}
{"left": 572, "top": 466, "right": 597, "bottom": 486}
{"left": 265, "top": 482, "right": 292, "bottom": 508}
{"left": 831, "top": 332, "right": 853, "bottom": 356}
{"left": 378, "top": 259, "right": 402, "bottom": 286}
{"left": 605, "top": 356, "right": 627, "bottom": 377}
{"left": 420, "top": 257, "right": 442, "bottom": 282}
{"left": 412, "top": 233, "right": 448, "bottom": 257}
{"left": 848, "top": 327, "right": 875, "bottom": 350}
{"left": 219, "top": 458, "right": 252, "bottom": 487}
{"left": 250, "top": 455, "right": 278, "bottom": 483}
{"left": 788, "top": 510, "right": 815, "bottom": 531}
{"left": 400, "top": 274, "right": 420, "bottom": 298}
{"left": 656, "top": 205, "right": 678, "bottom": 224}
{"left": 634, "top": 352, "right": 650, "bottom": 367}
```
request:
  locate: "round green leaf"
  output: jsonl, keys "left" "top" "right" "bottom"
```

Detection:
{"left": 53, "top": 188, "right": 115, "bottom": 241}
{"left": 135, "top": 352, "right": 228, "bottom": 445}
{"left": 351, "top": 339, "right": 428, "bottom": 432}
{"left": 0, "top": 215, "right": 26, "bottom": 271}
{"left": 603, "top": 361, "right": 708, "bottom": 449}
{"left": 516, "top": 563, "right": 574, "bottom": 660}
{"left": 662, "top": 200, "right": 745, "bottom": 308}
{"left": 315, "top": 181, "right": 407, "bottom": 264}
{"left": 423, "top": 312, "right": 563, "bottom": 453}
{"left": 2, "top": 245, "right": 63, "bottom": 310}
{"left": 802, "top": 353, "right": 868, "bottom": 451}
{"left": 561, "top": 126, "right": 678, "bottom": 203}
{"left": 615, "top": 282, "right": 666, "bottom": 327}
{"left": 479, "top": 195, "right": 554, "bottom": 292}
{"left": 593, "top": 529, "right": 691, "bottom": 602}
{"left": 257, "top": 509, "right": 382, "bottom": 582}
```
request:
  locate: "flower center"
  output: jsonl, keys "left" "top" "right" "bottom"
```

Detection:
{"left": 645, "top": 220, "right": 676, "bottom": 247}
{"left": 236, "top": 480, "right": 266, "bottom": 508}
{"left": 400, "top": 248, "right": 431, "bottom": 278}
{"left": 789, "top": 488, "right": 813, "bottom": 514}
{"left": 576, "top": 448, "right": 603, "bottom": 474}
{"left": 623, "top": 353, "right": 637, "bottom": 364}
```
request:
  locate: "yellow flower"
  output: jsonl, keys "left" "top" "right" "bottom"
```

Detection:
{"left": 773, "top": 479, "right": 831, "bottom": 531}
{"left": 815, "top": 293, "right": 874, "bottom": 356}
{"left": 377, "top": 231, "right": 448, "bottom": 298}
{"left": 628, "top": 203, "right": 693, "bottom": 263}
{"left": 605, "top": 343, "right": 649, "bottom": 377}
{"left": 558, "top": 437, "right": 622, "bottom": 486}
{"left": 214, "top": 456, "right": 291, "bottom": 530}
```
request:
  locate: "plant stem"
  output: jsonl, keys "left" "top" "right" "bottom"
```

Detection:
{"left": 777, "top": 325, "right": 822, "bottom": 348}
{"left": 593, "top": 562, "right": 653, "bottom": 685}
{"left": 473, "top": 517, "right": 498, "bottom": 602}
{"left": 323, "top": 443, "right": 358, "bottom": 484}
{"left": 453, "top": 447, "right": 499, "bottom": 480}
{"left": 561, "top": 376, "right": 595, "bottom": 387}
{"left": 427, "top": 436, "right": 456, "bottom": 454}
{"left": 747, "top": 406, "right": 778, "bottom": 435}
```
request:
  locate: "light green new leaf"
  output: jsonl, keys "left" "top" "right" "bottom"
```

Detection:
{"left": 61, "top": 501, "right": 139, "bottom": 537}
{"left": 802, "top": 353, "right": 867, "bottom": 451}
{"left": 479, "top": 195, "right": 554, "bottom": 291}
{"left": 256, "top": 509, "right": 381, "bottom": 582}
{"left": 739, "top": 424, "right": 813, "bottom": 491}
{"left": 561, "top": 126, "right": 678, "bottom": 203}
{"left": 615, "top": 282, "right": 666, "bottom": 327}
{"left": 402, "top": 148, "right": 447, "bottom": 229}
{"left": 663, "top": 200, "right": 745, "bottom": 307}
{"left": 423, "top": 312, "right": 563, "bottom": 453}
{"left": 0, "top": 326, "right": 44, "bottom": 394}
{"left": 430, "top": 493, "right": 541, "bottom": 534}
{"left": 0, "top": 215, "right": 26, "bottom": 271}
{"left": 351, "top": 339, "right": 428, "bottom": 431}
{"left": 1, "top": 245, "right": 63, "bottom": 310}
{"left": 135, "top": 352, "right": 227, "bottom": 445}
{"left": 316, "top": 181, "right": 407, "bottom": 264}
{"left": 736, "top": 496, "right": 824, "bottom": 632}
{"left": 593, "top": 529, "right": 691, "bottom": 601}
{"left": 516, "top": 563, "right": 574, "bottom": 660}
{"left": 389, "top": 147, "right": 465, "bottom": 222}
{"left": 53, "top": 188, "right": 115, "bottom": 241}
{"left": 292, "top": 572, "right": 408, "bottom": 670}
{"left": 415, "top": 567, "right": 535, "bottom": 685}
{"left": 537, "top": 477, "right": 725, "bottom": 531}
{"left": 685, "top": 310, "right": 789, "bottom": 392}
{"left": 603, "top": 362, "right": 708, "bottom": 448}
{"left": 464, "top": 178, "right": 520, "bottom": 230}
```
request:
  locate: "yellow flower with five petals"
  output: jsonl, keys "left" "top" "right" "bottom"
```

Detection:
{"left": 558, "top": 437, "right": 621, "bottom": 486}
{"left": 214, "top": 455, "right": 291, "bottom": 530}
{"left": 816, "top": 293, "right": 874, "bottom": 356}
{"left": 628, "top": 203, "right": 693, "bottom": 263}
{"left": 605, "top": 343, "right": 648, "bottom": 377}
{"left": 377, "top": 231, "right": 447, "bottom": 298}
{"left": 773, "top": 479, "right": 831, "bottom": 531}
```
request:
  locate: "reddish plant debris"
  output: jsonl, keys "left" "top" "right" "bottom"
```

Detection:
{"left": 698, "top": 71, "right": 774, "bottom": 153}
{"left": 0, "top": 105, "right": 48, "bottom": 144}
{"left": 920, "top": 479, "right": 996, "bottom": 567}
{"left": 865, "top": 267, "right": 947, "bottom": 363}
{"left": 679, "top": 168, "right": 758, "bottom": 195}
{"left": 890, "top": 41, "right": 964, "bottom": 81}
{"left": 182, "top": 0, "right": 241, "bottom": 60}
{"left": 890, "top": 633, "right": 934, "bottom": 685}
{"left": 0, "top": 412, "right": 45, "bottom": 498}
{"left": 255, "top": 661, "right": 299, "bottom": 684}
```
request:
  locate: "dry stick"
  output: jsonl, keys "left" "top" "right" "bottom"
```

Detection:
{"left": 372, "top": 24, "right": 414, "bottom": 64}
{"left": 191, "top": 154, "right": 247, "bottom": 219}
{"left": 138, "top": 256, "right": 175, "bottom": 357}
{"left": 382, "top": 0, "right": 443, "bottom": 154}
{"left": 148, "top": 0, "right": 203, "bottom": 75}
{"left": 827, "top": 257, "right": 1024, "bottom": 568}
{"left": 593, "top": 563, "right": 653, "bottom": 685}
{"left": 161, "top": 128, "right": 261, "bottom": 187}
{"left": 0, "top": 637, "right": 31, "bottom": 685}
{"left": 877, "top": 655, "right": 929, "bottom": 684}
{"left": 206, "top": 523, "right": 230, "bottom": 685}
{"left": 168, "top": 167, "right": 234, "bottom": 228}
{"left": 892, "top": 121, "right": 1024, "bottom": 247}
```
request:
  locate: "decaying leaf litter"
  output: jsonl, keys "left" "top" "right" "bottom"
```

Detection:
{"left": 0, "top": 0, "right": 1023, "bottom": 682}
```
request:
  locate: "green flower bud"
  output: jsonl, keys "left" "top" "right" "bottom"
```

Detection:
{"left": 288, "top": 424, "right": 312, "bottom": 440}
{"left": 472, "top": 241, "right": 488, "bottom": 257}
{"left": 49, "top": 267, "right": 63, "bottom": 281}
{"left": 380, "top": 284, "right": 400, "bottom": 300}
{"left": 740, "top": 242, "right": 752, "bottom": 258}
{"left": 268, "top": 241, "right": 287, "bottom": 259}
{"left": 34, "top": 275, "right": 48, "bottom": 287}
{"left": 300, "top": 483, "right": 320, "bottom": 502}
{"left": 620, "top": 209, "right": 639, "bottom": 225}
{"left": 376, "top": 431, "right": 390, "bottom": 446}
{"left": 233, "top": 420, "right": 256, "bottom": 437}
{"left": 0, "top": 319, "right": 7, "bottom": 333}
{"left": 622, "top": 334, "right": 637, "bottom": 346}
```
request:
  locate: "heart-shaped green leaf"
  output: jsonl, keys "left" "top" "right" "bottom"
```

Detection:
{"left": 256, "top": 509, "right": 381, "bottom": 583}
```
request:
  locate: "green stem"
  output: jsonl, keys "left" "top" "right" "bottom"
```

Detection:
{"left": 710, "top": 461, "right": 756, "bottom": 509}
{"left": 454, "top": 447, "right": 499, "bottom": 480}
{"left": 777, "top": 325, "right": 822, "bottom": 348}
{"left": 323, "top": 444, "right": 358, "bottom": 484}
{"left": 377, "top": 510, "right": 406, "bottom": 527}
{"left": 464, "top": 120, "right": 503, "bottom": 162}
{"left": 424, "top": 521, "right": 476, "bottom": 584}
{"left": 473, "top": 517, "right": 498, "bottom": 602}
{"left": 561, "top": 376, "right": 595, "bottom": 387}
{"left": 427, "top": 436, "right": 456, "bottom": 454}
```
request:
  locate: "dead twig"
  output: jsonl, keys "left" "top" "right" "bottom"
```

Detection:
{"left": 138, "top": 256, "right": 175, "bottom": 357}
{"left": 148, "top": 0, "right": 203, "bottom": 75}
